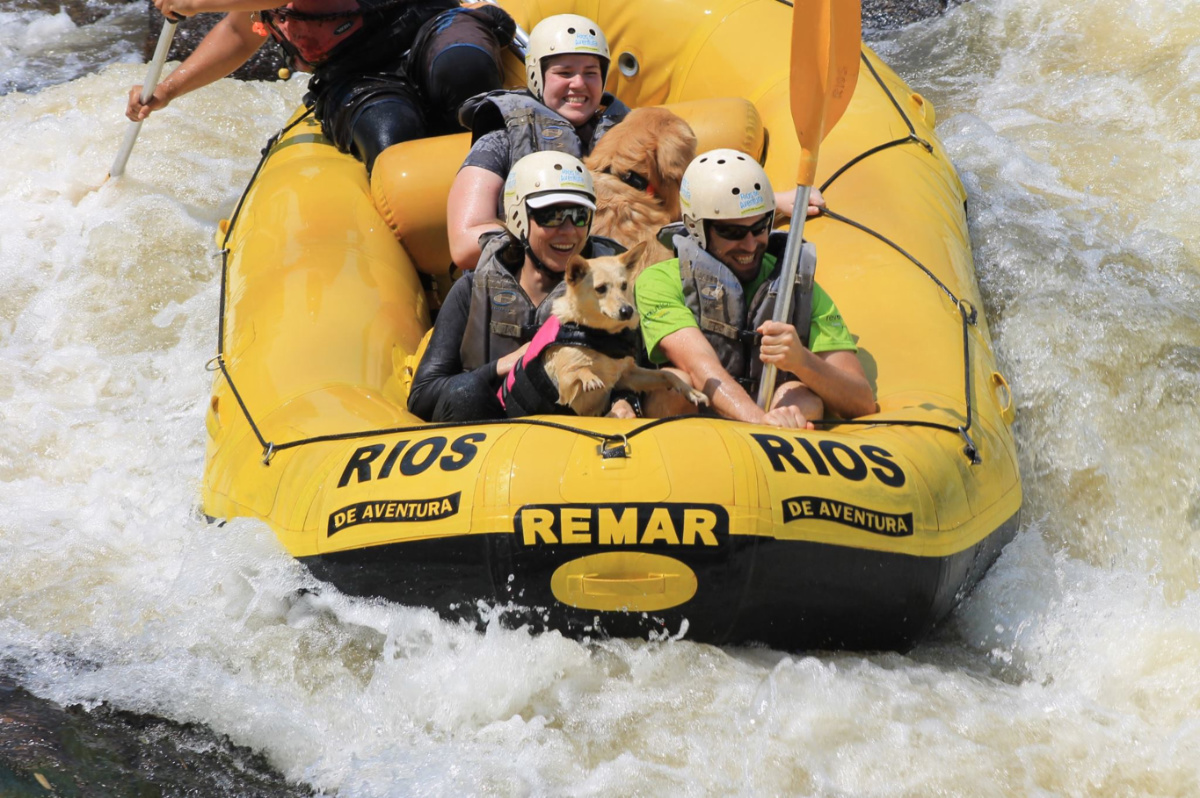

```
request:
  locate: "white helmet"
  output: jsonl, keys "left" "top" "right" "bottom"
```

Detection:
{"left": 680, "top": 149, "right": 776, "bottom": 249}
{"left": 503, "top": 151, "right": 597, "bottom": 240}
{"left": 524, "top": 14, "right": 610, "bottom": 102}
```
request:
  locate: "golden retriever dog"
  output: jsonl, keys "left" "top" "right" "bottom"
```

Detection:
{"left": 544, "top": 243, "right": 708, "bottom": 416}
{"left": 585, "top": 107, "right": 698, "bottom": 272}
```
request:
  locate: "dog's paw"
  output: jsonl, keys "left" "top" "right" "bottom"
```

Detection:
{"left": 582, "top": 376, "right": 606, "bottom": 392}
{"left": 685, "top": 388, "right": 709, "bottom": 406}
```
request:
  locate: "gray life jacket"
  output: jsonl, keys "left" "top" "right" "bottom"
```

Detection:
{"left": 458, "top": 89, "right": 630, "bottom": 166}
{"left": 459, "top": 231, "right": 626, "bottom": 371}
{"left": 675, "top": 231, "right": 818, "bottom": 391}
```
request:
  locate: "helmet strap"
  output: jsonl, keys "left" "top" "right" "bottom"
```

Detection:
{"left": 523, "top": 239, "right": 563, "bottom": 280}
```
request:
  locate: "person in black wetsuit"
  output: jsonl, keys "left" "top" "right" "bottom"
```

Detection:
{"left": 408, "top": 151, "right": 633, "bottom": 422}
{"left": 128, "top": 0, "right": 515, "bottom": 174}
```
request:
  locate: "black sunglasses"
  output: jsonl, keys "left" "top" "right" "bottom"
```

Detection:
{"left": 707, "top": 212, "right": 774, "bottom": 241}
{"left": 530, "top": 205, "right": 593, "bottom": 228}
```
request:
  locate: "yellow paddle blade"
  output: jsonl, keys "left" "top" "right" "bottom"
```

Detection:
{"left": 790, "top": 0, "right": 862, "bottom": 185}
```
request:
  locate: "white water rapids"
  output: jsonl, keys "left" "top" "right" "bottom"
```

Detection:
{"left": 2, "top": 0, "right": 1199, "bottom": 794}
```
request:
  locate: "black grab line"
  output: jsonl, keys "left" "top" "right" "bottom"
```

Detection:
{"left": 217, "top": 108, "right": 314, "bottom": 354}
{"left": 812, "top": 49, "right": 979, "bottom": 459}
{"left": 821, "top": 209, "right": 960, "bottom": 306}
{"left": 209, "top": 46, "right": 982, "bottom": 466}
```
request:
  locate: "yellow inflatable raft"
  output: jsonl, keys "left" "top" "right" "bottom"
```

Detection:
{"left": 203, "top": 0, "right": 1021, "bottom": 651}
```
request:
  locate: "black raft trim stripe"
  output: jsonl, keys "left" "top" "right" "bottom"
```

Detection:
{"left": 328, "top": 491, "right": 462, "bottom": 536}
{"left": 782, "top": 495, "right": 914, "bottom": 537}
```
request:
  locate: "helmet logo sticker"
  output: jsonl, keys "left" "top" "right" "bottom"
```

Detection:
{"left": 573, "top": 32, "right": 600, "bottom": 51}
{"left": 559, "top": 167, "right": 587, "bottom": 188}
{"left": 738, "top": 189, "right": 767, "bottom": 214}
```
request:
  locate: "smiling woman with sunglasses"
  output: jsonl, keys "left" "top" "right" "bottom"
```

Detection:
{"left": 408, "top": 152, "right": 628, "bottom": 422}
{"left": 635, "top": 149, "right": 876, "bottom": 428}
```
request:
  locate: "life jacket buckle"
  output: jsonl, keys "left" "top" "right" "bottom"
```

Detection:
{"left": 738, "top": 330, "right": 761, "bottom": 347}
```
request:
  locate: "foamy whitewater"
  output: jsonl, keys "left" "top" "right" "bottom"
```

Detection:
{"left": 2, "top": 0, "right": 1199, "bottom": 794}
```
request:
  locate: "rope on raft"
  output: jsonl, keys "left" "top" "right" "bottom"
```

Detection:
{"left": 210, "top": 50, "right": 982, "bottom": 467}
{"left": 815, "top": 52, "right": 981, "bottom": 464}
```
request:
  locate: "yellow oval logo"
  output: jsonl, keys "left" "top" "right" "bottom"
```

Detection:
{"left": 550, "top": 552, "right": 697, "bottom": 612}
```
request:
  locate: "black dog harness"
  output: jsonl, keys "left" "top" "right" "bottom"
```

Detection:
{"left": 498, "top": 317, "right": 640, "bottom": 417}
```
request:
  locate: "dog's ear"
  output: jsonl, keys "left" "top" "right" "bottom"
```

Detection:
{"left": 654, "top": 116, "right": 697, "bottom": 219}
{"left": 620, "top": 241, "right": 649, "bottom": 272}
{"left": 655, "top": 116, "right": 698, "bottom": 183}
{"left": 566, "top": 255, "right": 590, "bottom": 285}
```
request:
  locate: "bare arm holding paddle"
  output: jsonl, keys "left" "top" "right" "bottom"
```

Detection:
{"left": 126, "top": 12, "right": 265, "bottom": 122}
{"left": 653, "top": 326, "right": 817, "bottom": 429}
{"left": 155, "top": 0, "right": 280, "bottom": 16}
{"left": 757, "top": 320, "right": 875, "bottom": 419}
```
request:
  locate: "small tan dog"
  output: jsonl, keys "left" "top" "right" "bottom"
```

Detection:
{"left": 585, "top": 107, "right": 698, "bottom": 271}
{"left": 501, "top": 242, "right": 708, "bottom": 417}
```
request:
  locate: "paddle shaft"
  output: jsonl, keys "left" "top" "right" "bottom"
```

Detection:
{"left": 110, "top": 18, "right": 178, "bottom": 179}
{"left": 510, "top": 19, "right": 529, "bottom": 57}
{"left": 756, "top": 0, "right": 860, "bottom": 409}
{"left": 756, "top": 186, "right": 812, "bottom": 407}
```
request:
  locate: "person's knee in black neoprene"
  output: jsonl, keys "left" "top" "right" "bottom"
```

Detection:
{"left": 425, "top": 44, "right": 503, "bottom": 130}
{"left": 350, "top": 96, "right": 427, "bottom": 174}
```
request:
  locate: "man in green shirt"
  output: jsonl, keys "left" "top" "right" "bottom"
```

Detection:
{"left": 636, "top": 149, "right": 875, "bottom": 428}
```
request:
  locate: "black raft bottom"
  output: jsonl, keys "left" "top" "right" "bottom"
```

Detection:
{"left": 303, "top": 512, "right": 1019, "bottom": 653}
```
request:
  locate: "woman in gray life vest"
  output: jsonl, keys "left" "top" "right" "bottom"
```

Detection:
{"left": 408, "top": 152, "right": 634, "bottom": 422}
{"left": 446, "top": 13, "right": 624, "bottom": 271}
{"left": 128, "top": 0, "right": 516, "bottom": 174}
{"left": 445, "top": 13, "right": 828, "bottom": 271}
{"left": 634, "top": 149, "right": 877, "bottom": 429}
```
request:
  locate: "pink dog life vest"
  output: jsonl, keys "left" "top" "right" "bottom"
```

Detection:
{"left": 496, "top": 316, "right": 641, "bottom": 416}
{"left": 498, "top": 316, "right": 561, "bottom": 409}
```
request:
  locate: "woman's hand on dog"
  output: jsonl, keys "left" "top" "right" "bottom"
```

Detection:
{"left": 495, "top": 343, "right": 530, "bottom": 378}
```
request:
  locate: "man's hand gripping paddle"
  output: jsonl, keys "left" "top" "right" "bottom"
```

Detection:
{"left": 756, "top": 0, "right": 861, "bottom": 409}
{"left": 108, "top": 17, "right": 179, "bottom": 180}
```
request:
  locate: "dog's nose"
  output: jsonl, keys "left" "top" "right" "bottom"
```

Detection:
{"left": 618, "top": 305, "right": 634, "bottom": 321}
